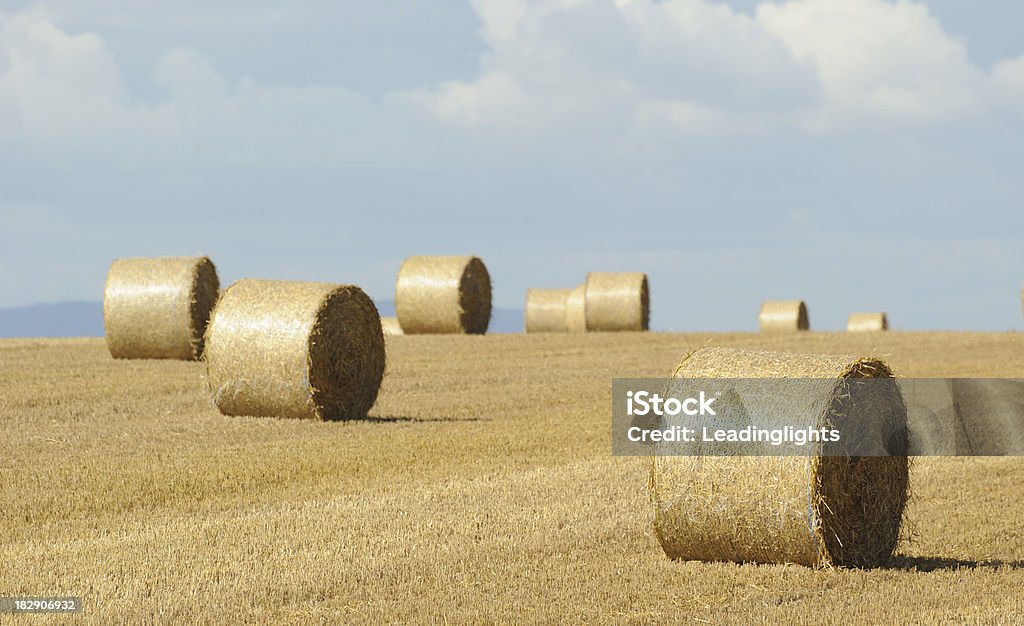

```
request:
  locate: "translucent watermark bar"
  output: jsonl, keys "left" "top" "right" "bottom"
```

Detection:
{"left": 612, "top": 378, "right": 1024, "bottom": 456}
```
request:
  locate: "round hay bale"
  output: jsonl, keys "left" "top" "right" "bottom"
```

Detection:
{"left": 525, "top": 288, "right": 571, "bottom": 333}
{"left": 583, "top": 272, "right": 649, "bottom": 332}
{"left": 758, "top": 300, "right": 809, "bottom": 332}
{"left": 380, "top": 316, "right": 404, "bottom": 336}
{"left": 566, "top": 284, "right": 587, "bottom": 333}
{"left": 651, "top": 347, "right": 908, "bottom": 568}
{"left": 103, "top": 255, "right": 219, "bottom": 360}
{"left": 205, "top": 279, "right": 385, "bottom": 421}
{"left": 395, "top": 256, "right": 491, "bottom": 334}
{"left": 847, "top": 312, "right": 888, "bottom": 332}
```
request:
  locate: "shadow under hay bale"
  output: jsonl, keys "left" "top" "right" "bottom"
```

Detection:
{"left": 525, "top": 288, "right": 571, "bottom": 333}
{"left": 380, "top": 317, "right": 404, "bottom": 336}
{"left": 584, "top": 272, "right": 649, "bottom": 332}
{"left": 103, "top": 255, "right": 219, "bottom": 360}
{"left": 758, "top": 300, "right": 809, "bottom": 332}
{"left": 848, "top": 312, "right": 888, "bottom": 332}
{"left": 651, "top": 347, "right": 909, "bottom": 568}
{"left": 566, "top": 284, "right": 587, "bottom": 334}
{"left": 205, "top": 279, "right": 385, "bottom": 421}
{"left": 395, "top": 256, "right": 491, "bottom": 334}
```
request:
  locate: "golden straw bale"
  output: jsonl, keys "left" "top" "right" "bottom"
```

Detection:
{"left": 651, "top": 347, "right": 908, "bottom": 567}
{"left": 205, "top": 279, "right": 384, "bottom": 421}
{"left": 566, "top": 285, "right": 587, "bottom": 333}
{"left": 758, "top": 300, "right": 809, "bottom": 332}
{"left": 584, "top": 272, "right": 649, "bottom": 332}
{"left": 103, "top": 255, "right": 219, "bottom": 360}
{"left": 847, "top": 312, "right": 889, "bottom": 332}
{"left": 525, "top": 288, "right": 571, "bottom": 333}
{"left": 380, "top": 317, "right": 404, "bottom": 336}
{"left": 395, "top": 256, "right": 491, "bottom": 334}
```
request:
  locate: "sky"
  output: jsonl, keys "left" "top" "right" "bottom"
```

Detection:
{"left": 1, "top": 0, "right": 1023, "bottom": 331}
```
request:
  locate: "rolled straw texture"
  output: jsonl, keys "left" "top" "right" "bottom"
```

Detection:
{"left": 651, "top": 347, "right": 909, "bottom": 568}
{"left": 525, "top": 288, "right": 571, "bottom": 333}
{"left": 758, "top": 300, "right": 809, "bottom": 332}
{"left": 103, "top": 255, "right": 219, "bottom": 360}
{"left": 205, "top": 279, "right": 385, "bottom": 421}
{"left": 847, "top": 312, "right": 888, "bottom": 332}
{"left": 584, "top": 272, "right": 649, "bottom": 332}
{"left": 566, "top": 285, "right": 587, "bottom": 334}
{"left": 395, "top": 256, "right": 491, "bottom": 334}
{"left": 380, "top": 317, "right": 404, "bottom": 336}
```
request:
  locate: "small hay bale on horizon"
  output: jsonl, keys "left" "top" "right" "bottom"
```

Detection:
{"left": 566, "top": 284, "right": 587, "bottom": 333}
{"left": 205, "top": 279, "right": 385, "bottom": 421}
{"left": 758, "top": 299, "right": 809, "bottom": 332}
{"left": 395, "top": 255, "right": 491, "bottom": 334}
{"left": 583, "top": 272, "right": 649, "bottom": 332}
{"left": 525, "top": 288, "right": 571, "bottom": 333}
{"left": 380, "top": 317, "right": 404, "bottom": 336}
{"left": 103, "top": 255, "right": 219, "bottom": 360}
{"left": 847, "top": 312, "right": 888, "bottom": 332}
{"left": 651, "top": 347, "right": 908, "bottom": 568}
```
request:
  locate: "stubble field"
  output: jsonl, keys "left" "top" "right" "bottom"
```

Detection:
{"left": 1, "top": 332, "right": 1023, "bottom": 623}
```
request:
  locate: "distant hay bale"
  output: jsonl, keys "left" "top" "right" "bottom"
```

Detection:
{"left": 584, "top": 272, "right": 649, "bottom": 332}
{"left": 103, "top": 255, "right": 219, "bottom": 360}
{"left": 566, "top": 285, "right": 587, "bottom": 333}
{"left": 651, "top": 347, "right": 908, "bottom": 568}
{"left": 380, "top": 317, "right": 404, "bottom": 336}
{"left": 395, "top": 256, "right": 491, "bottom": 334}
{"left": 758, "top": 300, "right": 809, "bottom": 332}
{"left": 847, "top": 312, "right": 888, "bottom": 332}
{"left": 205, "top": 279, "right": 385, "bottom": 421}
{"left": 525, "top": 288, "right": 571, "bottom": 333}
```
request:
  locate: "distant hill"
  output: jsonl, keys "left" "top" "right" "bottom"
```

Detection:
{"left": 0, "top": 300, "right": 523, "bottom": 338}
{"left": 0, "top": 302, "right": 106, "bottom": 338}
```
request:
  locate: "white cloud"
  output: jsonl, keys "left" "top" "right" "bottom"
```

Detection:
{"left": 0, "top": 0, "right": 1020, "bottom": 178}
{"left": 410, "top": 0, "right": 1024, "bottom": 137}
{"left": 0, "top": 11, "right": 128, "bottom": 140}
{"left": 757, "top": 0, "right": 986, "bottom": 127}
{"left": 991, "top": 54, "right": 1024, "bottom": 110}
{"left": 412, "top": 0, "right": 816, "bottom": 139}
{"left": 0, "top": 12, "right": 428, "bottom": 167}
{"left": 2, "top": 1, "right": 1022, "bottom": 163}
{"left": 155, "top": 47, "right": 228, "bottom": 102}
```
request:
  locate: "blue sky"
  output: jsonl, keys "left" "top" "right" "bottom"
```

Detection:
{"left": 1, "top": 0, "right": 1023, "bottom": 331}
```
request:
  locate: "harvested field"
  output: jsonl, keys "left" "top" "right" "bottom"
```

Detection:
{"left": 1, "top": 333, "right": 1023, "bottom": 623}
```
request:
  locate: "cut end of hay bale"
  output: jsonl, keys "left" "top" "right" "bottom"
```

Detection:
{"left": 653, "top": 347, "right": 908, "bottom": 568}
{"left": 847, "top": 312, "right": 888, "bottom": 332}
{"left": 525, "top": 288, "right": 571, "bottom": 333}
{"left": 758, "top": 299, "right": 809, "bottom": 332}
{"left": 566, "top": 284, "right": 587, "bottom": 333}
{"left": 103, "top": 255, "right": 220, "bottom": 360}
{"left": 380, "top": 316, "right": 404, "bottom": 336}
{"left": 395, "top": 255, "right": 491, "bottom": 334}
{"left": 205, "top": 279, "right": 385, "bottom": 421}
{"left": 584, "top": 272, "right": 649, "bottom": 332}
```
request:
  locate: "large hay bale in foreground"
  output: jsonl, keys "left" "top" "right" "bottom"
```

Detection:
{"left": 758, "top": 300, "right": 809, "bottom": 332}
{"left": 205, "top": 279, "right": 384, "bottom": 421}
{"left": 847, "top": 312, "right": 888, "bottom": 332}
{"left": 395, "top": 256, "right": 491, "bottom": 334}
{"left": 566, "top": 285, "right": 587, "bottom": 333}
{"left": 651, "top": 347, "right": 908, "bottom": 567}
{"left": 380, "top": 317, "right": 404, "bottom": 336}
{"left": 525, "top": 288, "right": 571, "bottom": 333}
{"left": 103, "top": 256, "right": 219, "bottom": 360}
{"left": 584, "top": 272, "right": 649, "bottom": 332}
